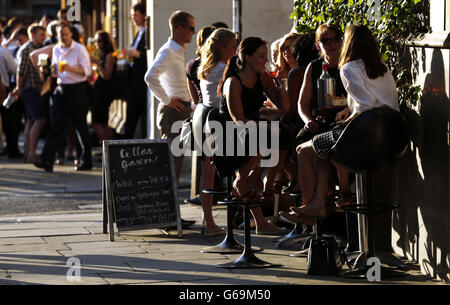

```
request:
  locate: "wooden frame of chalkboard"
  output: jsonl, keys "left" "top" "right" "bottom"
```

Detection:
{"left": 102, "top": 139, "right": 182, "bottom": 241}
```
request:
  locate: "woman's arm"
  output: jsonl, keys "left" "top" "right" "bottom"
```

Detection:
{"left": 260, "top": 71, "right": 289, "bottom": 113}
{"left": 298, "top": 63, "right": 319, "bottom": 133}
{"left": 96, "top": 53, "right": 117, "bottom": 81}
{"left": 224, "top": 77, "right": 246, "bottom": 124}
{"left": 187, "top": 79, "right": 199, "bottom": 104}
{"left": 286, "top": 67, "right": 304, "bottom": 121}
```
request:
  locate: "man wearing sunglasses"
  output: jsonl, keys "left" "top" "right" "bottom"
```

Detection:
{"left": 145, "top": 10, "right": 196, "bottom": 228}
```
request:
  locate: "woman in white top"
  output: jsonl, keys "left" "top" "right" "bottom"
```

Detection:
{"left": 34, "top": 22, "right": 92, "bottom": 172}
{"left": 192, "top": 28, "right": 237, "bottom": 236}
{"left": 282, "top": 24, "right": 399, "bottom": 222}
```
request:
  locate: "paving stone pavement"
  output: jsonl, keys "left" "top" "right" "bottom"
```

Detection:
{"left": 0, "top": 209, "right": 443, "bottom": 286}
{"left": 0, "top": 157, "right": 444, "bottom": 286}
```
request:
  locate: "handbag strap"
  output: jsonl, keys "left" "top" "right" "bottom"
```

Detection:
{"left": 335, "top": 236, "right": 352, "bottom": 269}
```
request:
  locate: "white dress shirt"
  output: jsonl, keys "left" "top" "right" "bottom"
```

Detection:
{"left": 340, "top": 59, "right": 399, "bottom": 114}
{"left": 0, "top": 47, "right": 17, "bottom": 88}
{"left": 52, "top": 40, "right": 92, "bottom": 85}
{"left": 145, "top": 38, "right": 192, "bottom": 105}
{"left": 200, "top": 62, "right": 226, "bottom": 108}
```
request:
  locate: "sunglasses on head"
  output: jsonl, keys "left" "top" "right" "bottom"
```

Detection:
{"left": 320, "top": 35, "right": 342, "bottom": 45}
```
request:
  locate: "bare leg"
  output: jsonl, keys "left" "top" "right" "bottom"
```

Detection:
{"left": 333, "top": 160, "right": 351, "bottom": 207}
{"left": 200, "top": 157, "right": 219, "bottom": 230}
{"left": 93, "top": 123, "right": 113, "bottom": 142}
{"left": 333, "top": 161, "right": 350, "bottom": 193}
{"left": 24, "top": 120, "right": 32, "bottom": 162}
{"left": 264, "top": 149, "right": 288, "bottom": 193}
{"left": 292, "top": 145, "right": 330, "bottom": 218}
{"left": 174, "top": 155, "right": 184, "bottom": 183}
{"left": 28, "top": 119, "right": 46, "bottom": 162}
{"left": 297, "top": 141, "right": 317, "bottom": 206}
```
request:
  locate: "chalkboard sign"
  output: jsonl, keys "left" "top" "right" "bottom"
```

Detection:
{"left": 102, "top": 139, "right": 182, "bottom": 241}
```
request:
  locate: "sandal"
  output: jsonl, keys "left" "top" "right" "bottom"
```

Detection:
{"left": 231, "top": 188, "right": 260, "bottom": 203}
{"left": 261, "top": 189, "right": 277, "bottom": 201}
{"left": 290, "top": 205, "right": 327, "bottom": 218}
{"left": 336, "top": 191, "right": 353, "bottom": 208}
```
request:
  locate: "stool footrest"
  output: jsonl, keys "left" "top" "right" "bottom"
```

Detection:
{"left": 341, "top": 203, "right": 400, "bottom": 215}
{"left": 218, "top": 199, "right": 274, "bottom": 209}
{"left": 202, "top": 188, "right": 229, "bottom": 195}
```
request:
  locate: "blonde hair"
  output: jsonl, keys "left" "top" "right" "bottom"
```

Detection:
{"left": 195, "top": 26, "right": 214, "bottom": 57}
{"left": 198, "top": 28, "right": 236, "bottom": 80}
{"left": 277, "top": 32, "right": 301, "bottom": 77}
{"left": 271, "top": 38, "right": 282, "bottom": 64}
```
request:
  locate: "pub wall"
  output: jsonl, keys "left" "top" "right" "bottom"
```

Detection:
{"left": 392, "top": 40, "right": 450, "bottom": 282}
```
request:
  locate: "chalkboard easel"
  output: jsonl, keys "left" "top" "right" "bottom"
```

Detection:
{"left": 102, "top": 139, "right": 182, "bottom": 241}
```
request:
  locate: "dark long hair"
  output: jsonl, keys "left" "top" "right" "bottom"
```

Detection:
{"left": 339, "top": 24, "right": 387, "bottom": 79}
{"left": 96, "top": 30, "right": 115, "bottom": 55}
{"left": 292, "top": 33, "right": 319, "bottom": 68}
{"left": 217, "top": 36, "right": 266, "bottom": 96}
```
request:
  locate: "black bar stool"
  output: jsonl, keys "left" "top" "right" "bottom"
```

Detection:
{"left": 276, "top": 191, "right": 315, "bottom": 251}
{"left": 201, "top": 176, "right": 258, "bottom": 254}
{"left": 216, "top": 197, "right": 281, "bottom": 269}
{"left": 330, "top": 107, "right": 409, "bottom": 279}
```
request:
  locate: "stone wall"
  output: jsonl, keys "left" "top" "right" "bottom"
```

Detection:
{"left": 391, "top": 32, "right": 449, "bottom": 282}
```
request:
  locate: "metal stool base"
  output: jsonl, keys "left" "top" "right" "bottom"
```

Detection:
{"left": 342, "top": 265, "right": 406, "bottom": 280}
{"left": 217, "top": 250, "right": 281, "bottom": 269}
{"left": 201, "top": 234, "right": 261, "bottom": 254}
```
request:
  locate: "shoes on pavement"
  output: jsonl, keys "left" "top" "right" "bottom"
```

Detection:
{"left": 33, "top": 159, "right": 53, "bottom": 172}
{"left": 8, "top": 151, "right": 24, "bottom": 159}
{"left": 75, "top": 163, "right": 92, "bottom": 171}
{"left": 54, "top": 158, "right": 64, "bottom": 165}
{"left": 203, "top": 226, "right": 226, "bottom": 237}
{"left": 185, "top": 195, "right": 201, "bottom": 205}
{"left": 255, "top": 224, "right": 288, "bottom": 236}
{"left": 163, "top": 218, "right": 196, "bottom": 231}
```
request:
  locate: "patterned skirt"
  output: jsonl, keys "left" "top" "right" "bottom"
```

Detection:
{"left": 311, "top": 126, "right": 344, "bottom": 159}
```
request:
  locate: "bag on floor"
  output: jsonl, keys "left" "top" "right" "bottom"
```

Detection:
{"left": 307, "top": 235, "right": 346, "bottom": 275}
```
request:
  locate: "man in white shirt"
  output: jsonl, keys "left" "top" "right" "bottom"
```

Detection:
{"left": 145, "top": 10, "right": 196, "bottom": 228}
{"left": 145, "top": 10, "right": 196, "bottom": 181}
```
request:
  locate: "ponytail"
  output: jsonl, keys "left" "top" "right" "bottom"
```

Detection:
{"left": 217, "top": 55, "right": 240, "bottom": 96}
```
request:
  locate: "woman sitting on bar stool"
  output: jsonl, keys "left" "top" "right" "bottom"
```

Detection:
{"left": 279, "top": 23, "right": 347, "bottom": 224}
{"left": 193, "top": 28, "right": 237, "bottom": 236}
{"left": 209, "top": 36, "right": 289, "bottom": 235}
{"left": 281, "top": 24, "right": 400, "bottom": 224}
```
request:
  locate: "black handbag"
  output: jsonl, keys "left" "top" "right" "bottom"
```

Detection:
{"left": 307, "top": 235, "right": 349, "bottom": 275}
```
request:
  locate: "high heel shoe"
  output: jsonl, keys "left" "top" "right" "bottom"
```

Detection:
{"left": 281, "top": 174, "right": 298, "bottom": 194}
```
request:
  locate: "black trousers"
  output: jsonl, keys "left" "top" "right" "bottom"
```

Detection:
{"left": 124, "top": 81, "right": 147, "bottom": 139}
{"left": 0, "top": 86, "right": 24, "bottom": 155}
{"left": 41, "top": 82, "right": 92, "bottom": 165}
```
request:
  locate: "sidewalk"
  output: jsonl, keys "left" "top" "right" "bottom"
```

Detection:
{"left": 0, "top": 157, "right": 443, "bottom": 285}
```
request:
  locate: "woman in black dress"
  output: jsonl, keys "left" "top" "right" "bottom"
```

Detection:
{"left": 210, "top": 37, "right": 289, "bottom": 235}
{"left": 90, "top": 30, "right": 117, "bottom": 142}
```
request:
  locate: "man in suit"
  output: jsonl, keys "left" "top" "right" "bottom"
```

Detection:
{"left": 125, "top": 2, "right": 148, "bottom": 139}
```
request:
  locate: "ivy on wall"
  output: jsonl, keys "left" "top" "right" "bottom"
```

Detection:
{"left": 291, "top": 0, "right": 430, "bottom": 106}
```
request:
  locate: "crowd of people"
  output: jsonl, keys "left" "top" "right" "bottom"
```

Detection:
{"left": 143, "top": 8, "right": 400, "bottom": 236}
{"left": 0, "top": 4, "right": 149, "bottom": 172}
{"left": 0, "top": 4, "right": 401, "bottom": 238}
